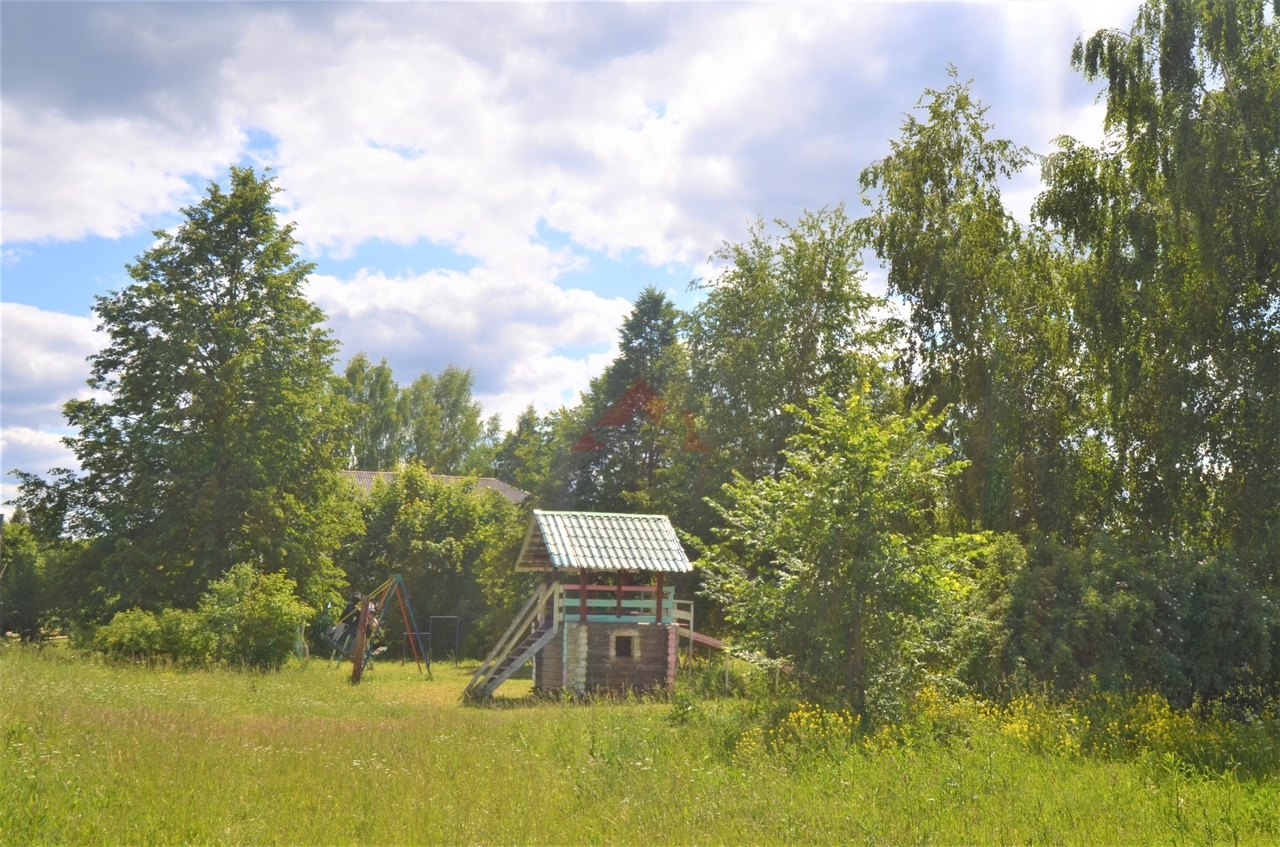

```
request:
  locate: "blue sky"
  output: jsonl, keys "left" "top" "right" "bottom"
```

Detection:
{"left": 1, "top": 0, "right": 1140, "bottom": 503}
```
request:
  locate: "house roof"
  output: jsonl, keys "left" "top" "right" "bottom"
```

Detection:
{"left": 515, "top": 510, "right": 693, "bottom": 574}
{"left": 339, "top": 470, "right": 529, "bottom": 505}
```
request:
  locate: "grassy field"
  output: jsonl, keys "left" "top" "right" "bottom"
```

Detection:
{"left": 3, "top": 645, "right": 1278, "bottom": 845}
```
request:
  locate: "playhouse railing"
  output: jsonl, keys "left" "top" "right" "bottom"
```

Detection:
{"left": 554, "top": 583, "right": 677, "bottom": 624}
{"left": 673, "top": 599, "right": 694, "bottom": 636}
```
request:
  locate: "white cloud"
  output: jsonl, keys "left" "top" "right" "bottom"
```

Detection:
{"left": 0, "top": 302, "right": 102, "bottom": 425}
{"left": 0, "top": 426, "right": 78, "bottom": 507}
{"left": 309, "top": 261, "right": 632, "bottom": 426}
{"left": 1, "top": 0, "right": 1153, "bottom": 466}
{"left": 3, "top": 1, "right": 1137, "bottom": 261}
{"left": 0, "top": 303, "right": 104, "bottom": 504}
{"left": 215, "top": 2, "right": 907, "bottom": 273}
{"left": 0, "top": 102, "right": 242, "bottom": 243}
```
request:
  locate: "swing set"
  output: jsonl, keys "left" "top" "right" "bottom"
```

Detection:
{"left": 325, "top": 574, "right": 431, "bottom": 682}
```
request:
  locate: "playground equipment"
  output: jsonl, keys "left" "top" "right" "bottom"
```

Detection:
{"left": 401, "top": 615, "right": 463, "bottom": 665}
{"left": 325, "top": 574, "right": 430, "bottom": 682}
{"left": 468, "top": 510, "right": 712, "bottom": 699}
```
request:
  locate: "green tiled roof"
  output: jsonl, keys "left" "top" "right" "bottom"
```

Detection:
{"left": 526, "top": 510, "right": 692, "bottom": 573}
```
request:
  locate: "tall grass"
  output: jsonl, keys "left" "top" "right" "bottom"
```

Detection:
{"left": 3, "top": 645, "right": 1277, "bottom": 845}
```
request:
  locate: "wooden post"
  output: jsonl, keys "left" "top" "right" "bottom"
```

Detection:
{"left": 654, "top": 572, "right": 665, "bottom": 624}
{"left": 351, "top": 594, "right": 371, "bottom": 684}
{"left": 615, "top": 572, "right": 624, "bottom": 617}
{"left": 552, "top": 579, "right": 561, "bottom": 629}
{"left": 579, "top": 573, "right": 588, "bottom": 623}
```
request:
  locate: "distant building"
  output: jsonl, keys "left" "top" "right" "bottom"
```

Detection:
{"left": 339, "top": 470, "right": 528, "bottom": 505}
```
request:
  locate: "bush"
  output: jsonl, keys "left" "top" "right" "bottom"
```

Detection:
{"left": 157, "top": 608, "right": 209, "bottom": 664}
{"left": 197, "top": 564, "right": 313, "bottom": 670}
{"left": 89, "top": 565, "right": 312, "bottom": 670}
{"left": 94, "top": 609, "right": 163, "bottom": 660}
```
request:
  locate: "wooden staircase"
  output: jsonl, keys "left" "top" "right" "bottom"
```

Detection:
{"left": 466, "top": 582, "right": 559, "bottom": 699}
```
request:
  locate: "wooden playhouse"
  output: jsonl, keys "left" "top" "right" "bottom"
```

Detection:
{"left": 466, "top": 510, "right": 713, "bottom": 699}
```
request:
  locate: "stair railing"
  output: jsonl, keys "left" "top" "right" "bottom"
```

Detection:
{"left": 466, "top": 580, "right": 558, "bottom": 698}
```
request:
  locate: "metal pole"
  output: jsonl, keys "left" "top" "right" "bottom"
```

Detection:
{"left": 396, "top": 575, "right": 429, "bottom": 677}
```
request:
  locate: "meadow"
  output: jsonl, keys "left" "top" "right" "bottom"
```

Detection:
{"left": 3, "top": 645, "right": 1278, "bottom": 846}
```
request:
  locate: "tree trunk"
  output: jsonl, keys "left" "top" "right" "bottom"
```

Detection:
{"left": 849, "top": 587, "right": 865, "bottom": 714}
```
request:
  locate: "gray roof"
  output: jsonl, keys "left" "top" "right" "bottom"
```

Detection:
{"left": 515, "top": 510, "right": 692, "bottom": 574}
{"left": 339, "top": 470, "right": 528, "bottom": 504}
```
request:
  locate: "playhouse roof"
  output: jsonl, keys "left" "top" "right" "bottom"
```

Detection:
{"left": 515, "top": 510, "right": 693, "bottom": 574}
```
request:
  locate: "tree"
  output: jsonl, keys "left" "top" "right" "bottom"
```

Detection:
{"left": 12, "top": 167, "right": 351, "bottom": 616}
{"left": 493, "top": 405, "right": 545, "bottom": 491}
{"left": 688, "top": 206, "right": 890, "bottom": 484}
{"left": 339, "top": 352, "right": 403, "bottom": 471}
{"left": 336, "top": 462, "right": 525, "bottom": 657}
{"left": 401, "top": 365, "right": 490, "bottom": 474}
{"left": 859, "top": 69, "right": 1112, "bottom": 539}
{"left": 699, "top": 394, "right": 971, "bottom": 716}
{"left": 1036, "top": 0, "right": 1280, "bottom": 555}
{"left": 562, "top": 287, "right": 704, "bottom": 514}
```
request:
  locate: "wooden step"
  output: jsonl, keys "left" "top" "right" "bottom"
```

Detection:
{"left": 480, "top": 625, "right": 558, "bottom": 696}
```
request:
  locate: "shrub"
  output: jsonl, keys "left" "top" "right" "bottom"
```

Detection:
{"left": 157, "top": 607, "right": 209, "bottom": 664}
{"left": 197, "top": 564, "right": 313, "bottom": 670}
{"left": 94, "top": 609, "right": 163, "bottom": 660}
{"left": 89, "top": 566, "right": 312, "bottom": 670}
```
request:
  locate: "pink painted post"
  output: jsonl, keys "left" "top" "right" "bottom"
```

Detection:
{"left": 654, "top": 573, "right": 665, "bottom": 624}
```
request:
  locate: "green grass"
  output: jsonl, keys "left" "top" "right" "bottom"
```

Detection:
{"left": 3, "top": 645, "right": 1278, "bottom": 845}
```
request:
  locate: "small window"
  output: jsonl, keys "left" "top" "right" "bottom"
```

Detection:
{"left": 614, "top": 635, "right": 634, "bottom": 658}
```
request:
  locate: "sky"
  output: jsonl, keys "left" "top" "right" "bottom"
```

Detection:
{"left": 0, "top": 0, "right": 1142, "bottom": 506}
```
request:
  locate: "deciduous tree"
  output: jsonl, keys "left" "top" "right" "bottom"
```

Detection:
{"left": 1037, "top": 0, "right": 1280, "bottom": 556}
{"left": 700, "top": 394, "right": 972, "bottom": 716}
{"left": 339, "top": 353, "right": 402, "bottom": 471}
{"left": 12, "top": 167, "right": 351, "bottom": 615}
{"left": 688, "top": 206, "right": 890, "bottom": 483}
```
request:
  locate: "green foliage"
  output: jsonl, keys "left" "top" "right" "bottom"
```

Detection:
{"left": 1037, "top": 0, "right": 1280, "bottom": 552}
{"left": 860, "top": 68, "right": 1103, "bottom": 539}
{"left": 0, "top": 516, "right": 45, "bottom": 640}
{"left": 11, "top": 167, "right": 351, "bottom": 617}
{"left": 93, "top": 609, "right": 163, "bottom": 661}
{"left": 91, "top": 565, "right": 309, "bottom": 669}
{"left": 989, "top": 537, "right": 1280, "bottom": 707}
{"left": 491, "top": 404, "right": 557, "bottom": 497}
{"left": 155, "top": 607, "right": 210, "bottom": 663}
{"left": 92, "top": 605, "right": 208, "bottom": 665}
{"left": 337, "top": 462, "right": 526, "bottom": 656}
{"left": 337, "top": 355, "right": 500, "bottom": 476}
{"left": 402, "top": 364, "right": 497, "bottom": 475}
{"left": 689, "top": 206, "right": 891, "bottom": 485}
{"left": 338, "top": 352, "right": 402, "bottom": 471}
{"left": 701, "top": 393, "right": 976, "bottom": 716}
{"left": 197, "top": 564, "right": 313, "bottom": 670}
{"left": 555, "top": 287, "right": 713, "bottom": 528}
